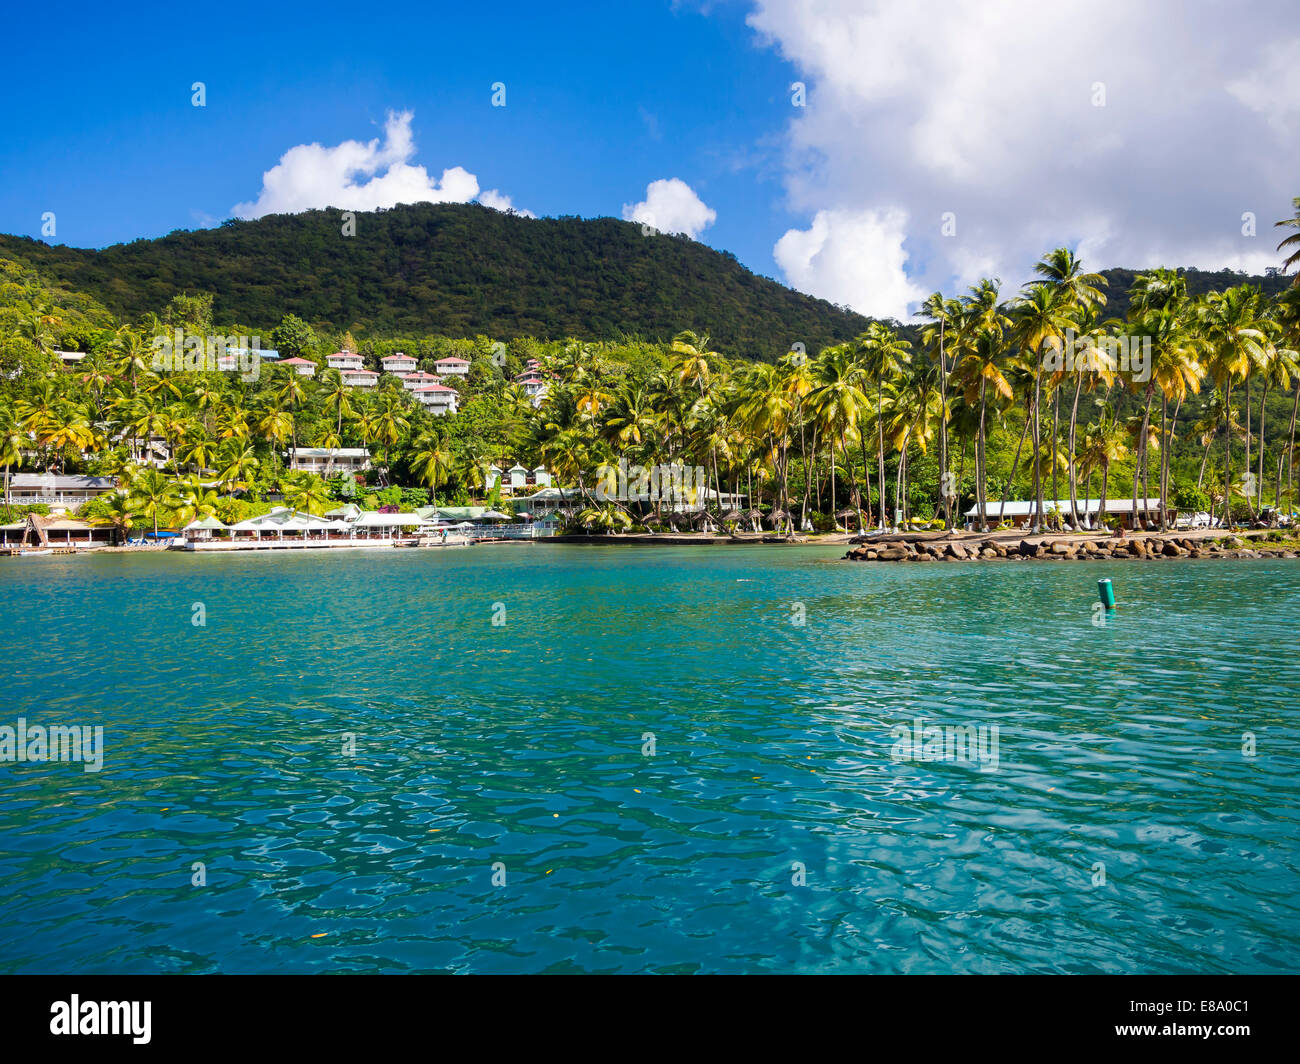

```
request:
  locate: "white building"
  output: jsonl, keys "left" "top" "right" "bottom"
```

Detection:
{"left": 288, "top": 448, "right": 371, "bottom": 475}
{"left": 400, "top": 371, "right": 442, "bottom": 390}
{"left": 962, "top": 497, "right": 1169, "bottom": 531}
{"left": 7, "top": 474, "right": 118, "bottom": 511}
{"left": 411, "top": 383, "right": 459, "bottom": 415}
{"left": 342, "top": 369, "right": 379, "bottom": 389}
{"left": 434, "top": 356, "right": 471, "bottom": 376}
{"left": 327, "top": 351, "right": 365, "bottom": 372}
{"left": 381, "top": 352, "right": 418, "bottom": 374}
{"left": 277, "top": 357, "right": 317, "bottom": 377}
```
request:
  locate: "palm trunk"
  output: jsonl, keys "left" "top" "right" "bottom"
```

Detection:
{"left": 1067, "top": 373, "right": 1084, "bottom": 530}
{"left": 1133, "top": 381, "right": 1155, "bottom": 532}
{"left": 938, "top": 319, "right": 950, "bottom": 528}
{"left": 1223, "top": 380, "right": 1234, "bottom": 529}
{"left": 1051, "top": 389, "right": 1061, "bottom": 526}
{"left": 1000, "top": 402, "right": 1032, "bottom": 525}
{"left": 977, "top": 378, "right": 989, "bottom": 532}
{"left": 1033, "top": 367, "right": 1044, "bottom": 531}
{"left": 1162, "top": 397, "right": 1182, "bottom": 532}
{"left": 1277, "top": 383, "right": 1299, "bottom": 515}
{"left": 876, "top": 383, "right": 887, "bottom": 530}
{"left": 1256, "top": 380, "right": 1269, "bottom": 515}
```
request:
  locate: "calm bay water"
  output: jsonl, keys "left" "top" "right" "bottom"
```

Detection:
{"left": 0, "top": 545, "right": 1297, "bottom": 974}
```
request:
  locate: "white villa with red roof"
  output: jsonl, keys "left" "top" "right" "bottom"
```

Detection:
{"left": 411, "top": 383, "right": 459, "bottom": 415}
{"left": 434, "top": 356, "right": 471, "bottom": 376}
{"left": 278, "top": 356, "right": 317, "bottom": 377}
{"left": 380, "top": 352, "right": 418, "bottom": 374}
{"left": 400, "top": 371, "right": 442, "bottom": 390}
{"left": 342, "top": 368, "right": 378, "bottom": 388}
{"left": 326, "top": 350, "right": 365, "bottom": 372}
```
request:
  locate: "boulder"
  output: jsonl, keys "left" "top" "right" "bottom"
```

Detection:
{"left": 877, "top": 547, "right": 908, "bottom": 561}
{"left": 1162, "top": 542, "right": 1184, "bottom": 557}
{"left": 946, "top": 542, "right": 969, "bottom": 559}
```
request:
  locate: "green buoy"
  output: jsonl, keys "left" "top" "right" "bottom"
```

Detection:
{"left": 1098, "top": 578, "right": 1116, "bottom": 610}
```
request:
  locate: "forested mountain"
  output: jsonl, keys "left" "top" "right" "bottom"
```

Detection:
{"left": 0, "top": 204, "right": 873, "bottom": 360}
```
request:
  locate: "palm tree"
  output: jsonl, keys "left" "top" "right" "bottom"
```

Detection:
{"left": 955, "top": 281, "right": 1011, "bottom": 531}
{"left": 1080, "top": 404, "right": 1128, "bottom": 530}
{"left": 216, "top": 441, "right": 260, "bottom": 492}
{"left": 1275, "top": 197, "right": 1300, "bottom": 284}
{"left": 917, "top": 293, "right": 962, "bottom": 527}
{"left": 1200, "top": 286, "right": 1269, "bottom": 527}
{"left": 0, "top": 406, "right": 24, "bottom": 505}
{"left": 127, "top": 468, "right": 179, "bottom": 537}
{"left": 95, "top": 492, "right": 138, "bottom": 543}
{"left": 808, "top": 346, "right": 868, "bottom": 529}
{"left": 279, "top": 472, "right": 331, "bottom": 516}
{"left": 857, "top": 323, "right": 912, "bottom": 530}
{"left": 409, "top": 433, "right": 454, "bottom": 506}
{"left": 1009, "top": 284, "right": 1073, "bottom": 529}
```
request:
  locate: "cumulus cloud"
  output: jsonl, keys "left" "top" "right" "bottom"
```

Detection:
{"left": 232, "top": 110, "right": 527, "bottom": 220}
{"left": 622, "top": 178, "right": 717, "bottom": 238}
{"left": 479, "top": 189, "right": 536, "bottom": 218}
{"left": 774, "top": 208, "right": 925, "bottom": 319}
{"left": 747, "top": 0, "right": 1300, "bottom": 319}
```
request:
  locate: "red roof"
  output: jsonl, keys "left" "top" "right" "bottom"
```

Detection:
{"left": 413, "top": 383, "right": 456, "bottom": 392}
{"left": 435, "top": 356, "right": 470, "bottom": 364}
{"left": 278, "top": 357, "right": 316, "bottom": 365}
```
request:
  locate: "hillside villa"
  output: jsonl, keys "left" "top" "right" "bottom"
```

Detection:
{"left": 7, "top": 473, "right": 118, "bottom": 511}
{"left": 287, "top": 447, "right": 372, "bottom": 476}
{"left": 433, "top": 356, "right": 470, "bottom": 376}
{"left": 380, "top": 352, "right": 418, "bottom": 374}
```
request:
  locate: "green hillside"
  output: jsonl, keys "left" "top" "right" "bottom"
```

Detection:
{"left": 0, "top": 204, "right": 872, "bottom": 360}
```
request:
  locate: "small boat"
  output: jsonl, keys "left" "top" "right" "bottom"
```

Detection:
{"left": 18, "top": 548, "right": 53, "bottom": 556}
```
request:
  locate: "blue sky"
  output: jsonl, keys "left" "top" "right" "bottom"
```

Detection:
{"left": 0, "top": 1, "right": 800, "bottom": 278}
{"left": 2, "top": 1, "right": 1297, "bottom": 319}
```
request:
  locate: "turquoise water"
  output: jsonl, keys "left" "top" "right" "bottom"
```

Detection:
{"left": 0, "top": 545, "right": 1297, "bottom": 974}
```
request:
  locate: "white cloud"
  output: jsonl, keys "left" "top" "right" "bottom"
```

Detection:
{"left": 479, "top": 189, "right": 536, "bottom": 218}
{"left": 747, "top": 0, "right": 1300, "bottom": 318}
{"left": 232, "top": 110, "right": 526, "bottom": 220}
{"left": 622, "top": 178, "right": 717, "bottom": 238}
{"left": 774, "top": 207, "right": 925, "bottom": 319}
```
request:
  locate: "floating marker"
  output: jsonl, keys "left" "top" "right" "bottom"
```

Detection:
{"left": 1098, "top": 578, "right": 1116, "bottom": 610}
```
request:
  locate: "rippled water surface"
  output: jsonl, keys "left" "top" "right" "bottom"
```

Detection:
{"left": 1, "top": 545, "right": 1297, "bottom": 973}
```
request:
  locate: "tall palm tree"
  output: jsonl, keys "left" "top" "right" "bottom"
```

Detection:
{"left": 856, "top": 322, "right": 911, "bottom": 529}
{"left": 126, "top": 468, "right": 179, "bottom": 537}
{"left": 955, "top": 281, "right": 1011, "bottom": 531}
{"left": 1200, "top": 286, "right": 1269, "bottom": 527}
{"left": 808, "top": 346, "right": 868, "bottom": 529}
{"left": 1275, "top": 197, "right": 1300, "bottom": 285}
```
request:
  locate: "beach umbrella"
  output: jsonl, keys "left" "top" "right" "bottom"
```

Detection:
{"left": 722, "top": 509, "right": 742, "bottom": 522}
